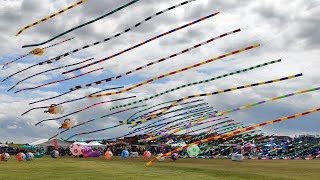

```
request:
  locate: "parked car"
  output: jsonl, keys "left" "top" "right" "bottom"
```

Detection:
{"left": 0, "top": 146, "right": 16, "bottom": 155}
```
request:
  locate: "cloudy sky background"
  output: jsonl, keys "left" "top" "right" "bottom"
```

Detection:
{"left": 0, "top": 0, "right": 319, "bottom": 143}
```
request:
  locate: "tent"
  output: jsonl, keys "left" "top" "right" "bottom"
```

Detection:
{"left": 29, "top": 138, "right": 71, "bottom": 150}
{"left": 87, "top": 141, "right": 106, "bottom": 147}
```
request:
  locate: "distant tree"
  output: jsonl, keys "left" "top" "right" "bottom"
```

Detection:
{"left": 11, "top": 142, "right": 14, "bottom": 144}
{"left": 5, "top": 141, "right": 8, "bottom": 144}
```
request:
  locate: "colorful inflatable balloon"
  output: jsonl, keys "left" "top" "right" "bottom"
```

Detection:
{"left": 3, "top": 153, "right": 10, "bottom": 161}
{"left": 25, "top": 152, "right": 34, "bottom": 161}
{"left": 143, "top": 151, "right": 151, "bottom": 159}
{"left": 121, "top": 150, "right": 129, "bottom": 158}
{"left": 104, "top": 151, "right": 113, "bottom": 160}
{"left": 82, "top": 146, "right": 92, "bottom": 158}
{"left": 34, "top": 151, "right": 45, "bottom": 158}
{"left": 187, "top": 145, "right": 201, "bottom": 157}
{"left": 44, "top": 104, "right": 64, "bottom": 114}
{"left": 70, "top": 142, "right": 84, "bottom": 156}
{"left": 51, "top": 150, "right": 59, "bottom": 158}
{"left": 170, "top": 153, "right": 178, "bottom": 161}
{"left": 0, "top": 153, "right": 10, "bottom": 161}
{"left": 16, "top": 152, "right": 26, "bottom": 161}
{"left": 157, "top": 154, "right": 165, "bottom": 161}
{"left": 59, "top": 118, "right": 77, "bottom": 129}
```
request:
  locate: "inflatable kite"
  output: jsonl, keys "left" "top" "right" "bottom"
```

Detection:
{"left": 44, "top": 104, "right": 64, "bottom": 114}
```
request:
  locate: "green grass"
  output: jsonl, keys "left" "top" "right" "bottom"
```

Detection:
{"left": 0, "top": 156, "right": 319, "bottom": 180}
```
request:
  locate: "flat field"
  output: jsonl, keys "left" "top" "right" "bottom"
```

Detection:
{"left": 0, "top": 156, "right": 319, "bottom": 180}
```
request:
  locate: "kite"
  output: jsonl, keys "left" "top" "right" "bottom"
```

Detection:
{"left": 3, "top": 11, "right": 219, "bottom": 83}
{"left": 14, "top": 68, "right": 103, "bottom": 93}
{"left": 88, "top": 44, "right": 260, "bottom": 98}
{"left": 44, "top": 104, "right": 64, "bottom": 114}
{"left": 59, "top": 118, "right": 77, "bottom": 129}
{"left": 16, "top": 0, "right": 87, "bottom": 36}
{"left": 21, "top": 0, "right": 139, "bottom": 47}
{"left": 35, "top": 96, "right": 137, "bottom": 125}
{"left": 138, "top": 86, "right": 319, "bottom": 142}
{"left": 1, "top": 37, "right": 75, "bottom": 70}
{"left": 48, "top": 104, "right": 147, "bottom": 140}
{"left": 146, "top": 107, "right": 320, "bottom": 166}
{"left": 21, "top": 86, "right": 123, "bottom": 116}
{"left": 8, "top": 57, "right": 94, "bottom": 91}
{"left": 121, "top": 73, "right": 302, "bottom": 125}
{"left": 70, "top": 29, "right": 241, "bottom": 91}
{"left": 110, "top": 59, "right": 281, "bottom": 110}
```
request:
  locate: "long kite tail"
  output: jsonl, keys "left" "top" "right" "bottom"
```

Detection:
{"left": 16, "top": 0, "right": 87, "bottom": 36}
{"left": 21, "top": 86, "right": 123, "bottom": 116}
{"left": 121, "top": 73, "right": 302, "bottom": 125}
{"left": 35, "top": 96, "right": 137, "bottom": 126}
{"left": 2, "top": 52, "right": 32, "bottom": 70}
{"left": 70, "top": 29, "right": 240, "bottom": 91}
{"left": 48, "top": 104, "right": 146, "bottom": 140}
{"left": 21, "top": 0, "right": 139, "bottom": 47}
{"left": 62, "top": 12, "right": 220, "bottom": 75}
{"left": 4, "top": 9, "right": 216, "bottom": 81}
{"left": 110, "top": 59, "right": 281, "bottom": 110}
{"left": 28, "top": 86, "right": 123, "bottom": 105}
{"left": 38, "top": 0, "right": 195, "bottom": 68}
{"left": 127, "top": 99, "right": 204, "bottom": 123}
{"left": 1, "top": 37, "right": 75, "bottom": 71}
{"left": 14, "top": 68, "right": 103, "bottom": 93}
{"left": 88, "top": 44, "right": 260, "bottom": 98}
{"left": 146, "top": 107, "right": 320, "bottom": 166}
{"left": 138, "top": 86, "right": 320, "bottom": 143}
{"left": 8, "top": 57, "right": 93, "bottom": 91}
{"left": 65, "top": 124, "right": 123, "bottom": 141}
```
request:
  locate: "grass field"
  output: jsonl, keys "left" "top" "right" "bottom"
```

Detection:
{"left": 0, "top": 156, "right": 319, "bottom": 180}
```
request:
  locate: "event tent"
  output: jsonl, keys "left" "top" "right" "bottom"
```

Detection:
{"left": 29, "top": 138, "right": 71, "bottom": 149}
{"left": 87, "top": 141, "right": 106, "bottom": 147}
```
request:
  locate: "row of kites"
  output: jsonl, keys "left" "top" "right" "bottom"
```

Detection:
{"left": 2, "top": 0, "right": 319, "bottom": 166}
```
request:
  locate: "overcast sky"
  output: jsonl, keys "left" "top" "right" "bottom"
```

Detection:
{"left": 0, "top": 0, "right": 319, "bottom": 143}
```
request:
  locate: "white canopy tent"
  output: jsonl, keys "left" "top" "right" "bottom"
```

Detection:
{"left": 29, "top": 138, "right": 71, "bottom": 149}
{"left": 87, "top": 141, "right": 106, "bottom": 147}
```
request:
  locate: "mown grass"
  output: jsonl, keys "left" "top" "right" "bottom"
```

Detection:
{"left": 0, "top": 156, "right": 319, "bottom": 180}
